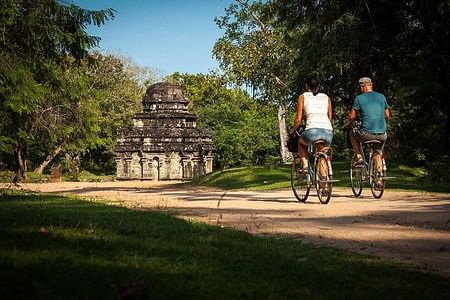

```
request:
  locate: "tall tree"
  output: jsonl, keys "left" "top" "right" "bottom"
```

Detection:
{"left": 0, "top": 0, "right": 114, "bottom": 181}
{"left": 31, "top": 52, "right": 160, "bottom": 175}
{"left": 169, "top": 73, "right": 280, "bottom": 168}
{"left": 214, "top": 0, "right": 450, "bottom": 162}
{"left": 274, "top": 0, "right": 450, "bottom": 156}
{"left": 213, "top": 0, "right": 295, "bottom": 163}
{"left": 79, "top": 53, "right": 160, "bottom": 174}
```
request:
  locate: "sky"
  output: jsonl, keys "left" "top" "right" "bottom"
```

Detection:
{"left": 71, "top": 0, "right": 235, "bottom": 76}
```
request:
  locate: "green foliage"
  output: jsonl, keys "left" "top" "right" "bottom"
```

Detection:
{"left": 78, "top": 52, "right": 159, "bottom": 174}
{"left": 1, "top": 190, "right": 449, "bottom": 299}
{"left": 169, "top": 73, "right": 279, "bottom": 168}
{"left": 427, "top": 155, "right": 450, "bottom": 183}
{"left": 0, "top": 1, "right": 159, "bottom": 177}
{"left": 213, "top": 1, "right": 294, "bottom": 102}
{"left": 0, "top": 0, "right": 115, "bottom": 180}
{"left": 214, "top": 0, "right": 450, "bottom": 167}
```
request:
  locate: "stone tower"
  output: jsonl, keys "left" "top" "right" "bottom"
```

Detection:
{"left": 114, "top": 82, "right": 214, "bottom": 180}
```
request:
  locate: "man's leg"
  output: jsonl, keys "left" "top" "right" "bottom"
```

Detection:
{"left": 349, "top": 131, "right": 363, "bottom": 161}
{"left": 374, "top": 138, "right": 386, "bottom": 174}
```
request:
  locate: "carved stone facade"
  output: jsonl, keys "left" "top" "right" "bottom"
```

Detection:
{"left": 114, "top": 82, "right": 214, "bottom": 180}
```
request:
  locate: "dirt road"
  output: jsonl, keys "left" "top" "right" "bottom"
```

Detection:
{"left": 12, "top": 181, "right": 450, "bottom": 276}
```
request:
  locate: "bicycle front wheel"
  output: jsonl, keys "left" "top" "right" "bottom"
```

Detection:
{"left": 291, "top": 156, "right": 310, "bottom": 202}
{"left": 369, "top": 151, "right": 385, "bottom": 198}
{"left": 350, "top": 153, "right": 363, "bottom": 197}
{"left": 315, "top": 155, "right": 332, "bottom": 204}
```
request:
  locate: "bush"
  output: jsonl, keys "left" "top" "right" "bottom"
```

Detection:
{"left": 427, "top": 155, "right": 450, "bottom": 182}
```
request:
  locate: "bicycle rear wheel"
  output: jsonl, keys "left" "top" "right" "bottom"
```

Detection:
{"left": 291, "top": 156, "right": 310, "bottom": 202}
{"left": 315, "top": 155, "right": 332, "bottom": 204}
{"left": 369, "top": 151, "right": 385, "bottom": 198}
{"left": 350, "top": 153, "right": 363, "bottom": 197}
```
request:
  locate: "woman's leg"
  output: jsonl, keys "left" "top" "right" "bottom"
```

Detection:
{"left": 298, "top": 137, "right": 309, "bottom": 168}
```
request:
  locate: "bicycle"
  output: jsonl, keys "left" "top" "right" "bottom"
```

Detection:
{"left": 291, "top": 139, "right": 334, "bottom": 204}
{"left": 350, "top": 138, "right": 387, "bottom": 199}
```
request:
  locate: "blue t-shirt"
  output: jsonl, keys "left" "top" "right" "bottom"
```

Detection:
{"left": 353, "top": 91, "right": 388, "bottom": 134}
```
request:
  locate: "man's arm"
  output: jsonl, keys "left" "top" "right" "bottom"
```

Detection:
{"left": 384, "top": 109, "right": 390, "bottom": 125}
{"left": 344, "top": 108, "right": 357, "bottom": 128}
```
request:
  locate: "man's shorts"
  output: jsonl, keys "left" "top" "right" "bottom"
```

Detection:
{"left": 301, "top": 128, "right": 333, "bottom": 145}
{"left": 350, "top": 128, "right": 387, "bottom": 146}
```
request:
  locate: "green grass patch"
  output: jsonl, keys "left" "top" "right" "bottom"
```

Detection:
{"left": 194, "top": 160, "right": 450, "bottom": 193}
{"left": 0, "top": 170, "right": 115, "bottom": 183}
{"left": 1, "top": 189, "right": 449, "bottom": 299}
{"left": 193, "top": 165, "right": 292, "bottom": 190}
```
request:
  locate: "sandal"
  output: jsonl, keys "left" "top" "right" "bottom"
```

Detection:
{"left": 352, "top": 157, "right": 363, "bottom": 168}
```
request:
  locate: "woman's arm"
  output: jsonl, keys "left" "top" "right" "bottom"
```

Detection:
{"left": 293, "top": 94, "right": 304, "bottom": 131}
{"left": 327, "top": 96, "right": 333, "bottom": 122}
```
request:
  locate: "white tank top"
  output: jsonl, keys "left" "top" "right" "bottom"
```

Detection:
{"left": 303, "top": 92, "right": 332, "bottom": 130}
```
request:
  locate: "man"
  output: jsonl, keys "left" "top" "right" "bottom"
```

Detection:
{"left": 345, "top": 77, "right": 390, "bottom": 166}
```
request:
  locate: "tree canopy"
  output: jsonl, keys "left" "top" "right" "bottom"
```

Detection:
{"left": 213, "top": 0, "right": 450, "bottom": 163}
{"left": 1, "top": 0, "right": 448, "bottom": 180}
{"left": 169, "top": 73, "right": 280, "bottom": 168}
{"left": 0, "top": 0, "right": 114, "bottom": 181}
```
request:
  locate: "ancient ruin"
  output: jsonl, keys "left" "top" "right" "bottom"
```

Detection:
{"left": 114, "top": 82, "right": 214, "bottom": 180}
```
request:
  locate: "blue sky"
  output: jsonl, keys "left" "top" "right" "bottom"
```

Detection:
{"left": 71, "top": 0, "right": 234, "bottom": 76}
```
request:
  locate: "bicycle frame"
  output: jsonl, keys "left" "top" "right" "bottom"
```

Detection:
{"left": 306, "top": 144, "right": 333, "bottom": 185}
{"left": 357, "top": 141, "right": 386, "bottom": 180}
{"left": 350, "top": 140, "right": 387, "bottom": 198}
{"left": 291, "top": 135, "right": 335, "bottom": 204}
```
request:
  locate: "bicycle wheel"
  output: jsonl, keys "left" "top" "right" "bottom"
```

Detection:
{"left": 315, "top": 155, "right": 332, "bottom": 204}
{"left": 369, "top": 151, "right": 385, "bottom": 198}
{"left": 291, "top": 156, "right": 310, "bottom": 202}
{"left": 350, "top": 153, "right": 363, "bottom": 197}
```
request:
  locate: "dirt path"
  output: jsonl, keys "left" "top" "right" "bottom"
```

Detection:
{"left": 10, "top": 181, "right": 450, "bottom": 276}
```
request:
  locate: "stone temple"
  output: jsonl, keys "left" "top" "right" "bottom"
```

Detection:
{"left": 114, "top": 82, "right": 214, "bottom": 180}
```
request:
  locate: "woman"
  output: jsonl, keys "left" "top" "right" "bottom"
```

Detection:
{"left": 293, "top": 75, "right": 333, "bottom": 170}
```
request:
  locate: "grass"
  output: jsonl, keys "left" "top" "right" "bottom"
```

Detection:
{"left": 0, "top": 170, "right": 115, "bottom": 183}
{"left": 194, "top": 159, "right": 450, "bottom": 193}
{"left": 2, "top": 159, "right": 447, "bottom": 193}
{"left": 1, "top": 188, "right": 449, "bottom": 299}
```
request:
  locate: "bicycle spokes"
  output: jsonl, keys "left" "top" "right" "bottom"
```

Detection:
{"left": 370, "top": 151, "right": 385, "bottom": 198}
{"left": 291, "top": 157, "right": 310, "bottom": 202}
{"left": 350, "top": 154, "right": 363, "bottom": 197}
{"left": 315, "top": 155, "right": 332, "bottom": 204}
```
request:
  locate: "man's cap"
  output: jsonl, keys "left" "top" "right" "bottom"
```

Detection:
{"left": 358, "top": 77, "right": 372, "bottom": 85}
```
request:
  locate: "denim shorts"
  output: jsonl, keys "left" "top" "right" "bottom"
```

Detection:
{"left": 301, "top": 128, "right": 333, "bottom": 145}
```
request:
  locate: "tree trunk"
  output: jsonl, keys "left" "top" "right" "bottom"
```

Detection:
{"left": 34, "top": 145, "right": 63, "bottom": 174}
{"left": 277, "top": 103, "right": 292, "bottom": 163}
{"left": 13, "top": 144, "right": 26, "bottom": 183}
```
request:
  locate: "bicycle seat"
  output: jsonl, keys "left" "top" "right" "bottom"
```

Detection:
{"left": 363, "top": 140, "right": 381, "bottom": 145}
{"left": 312, "top": 139, "right": 328, "bottom": 146}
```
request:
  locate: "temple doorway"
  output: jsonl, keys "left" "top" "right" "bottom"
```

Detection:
{"left": 152, "top": 157, "right": 160, "bottom": 181}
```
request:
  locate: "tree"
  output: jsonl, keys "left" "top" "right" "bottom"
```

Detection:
{"left": 29, "top": 59, "right": 102, "bottom": 174}
{"left": 79, "top": 53, "right": 160, "bottom": 174}
{"left": 273, "top": 0, "right": 450, "bottom": 157}
{"left": 214, "top": 0, "right": 450, "bottom": 163}
{"left": 0, "top": 0, "right": 114, "bottom": 181}
{"left": 213, "top": 0, "right": 296, "bottom": 163}
{"left": 29, "top": 52, "right": 160, "bottom": 175}
{"left": 169, "top": 73, "right": 280, "bottom": 168}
